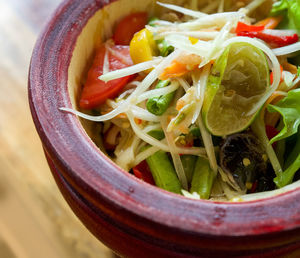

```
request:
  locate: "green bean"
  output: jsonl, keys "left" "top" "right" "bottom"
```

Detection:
{"left": 146, "top": 151, "right": 182, "bottom": 194}
{"left": 148, "top": 129, "right": 165, "bottom": 140}
{"left": 190, "top": 157, "right": 215, "bottom": 199}
{"left": 181, "top": 155, "right": 197, "bottom": 184}
{"left": 146, "top": 80, "right": 175, "bottom": 116}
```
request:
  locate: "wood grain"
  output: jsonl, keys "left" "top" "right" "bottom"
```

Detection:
{"left": 0, "top": 1, "right": 111, "bottom": 257}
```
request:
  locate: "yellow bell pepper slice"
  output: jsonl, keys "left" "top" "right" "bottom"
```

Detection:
{"left": 129, "top": 28, "right": 158, "bottom": 66}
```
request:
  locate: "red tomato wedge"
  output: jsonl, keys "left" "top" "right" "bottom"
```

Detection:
{"left": 132, "top": 161, "right": 155, "bottom": 185}
{"left": 79, "top": 45, "right": 135, "bottom": 109}
{"left": 113, "top": 12, "right": 148, "bottom": 45}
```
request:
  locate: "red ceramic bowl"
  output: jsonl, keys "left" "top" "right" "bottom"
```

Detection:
{"left": 29, "top": 0, "right": 300, "bottom": 257}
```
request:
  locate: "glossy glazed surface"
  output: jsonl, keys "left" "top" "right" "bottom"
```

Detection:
{"left": 29, "top": 0, "right": 300, "bottom": 256}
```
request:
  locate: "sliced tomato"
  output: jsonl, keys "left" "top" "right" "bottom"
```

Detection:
{"left": 79, "top": 45, "right": 135, "bottom": 109}
{"left": 132, "top": 160, "right": 155, "bottom": 185}
{"left": 113, "top": 12, "right": 148, "bottom": 45}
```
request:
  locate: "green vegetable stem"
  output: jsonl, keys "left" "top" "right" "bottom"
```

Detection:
{"left": 148, "top": 17, "right": 174, "bottom": 57}
{"left": 190, "top": 157, "right": 216, "bottom": 199}
{"left": 268, "top": 89, "right": 300, "bottom": 188}
{"left": 157, "top": 39, "right": 174, "bottom": 57}
{"left": 285, "top": 129, "right": 300, "bottom": 169}
{"left": 274, "top": 129, "right": 300, "bottom": 188}
{"left": 146, "top": 151, "right": 182, "bottom": 194}
{"left": 146, "top": 80, "right": 175, "bottom": 116}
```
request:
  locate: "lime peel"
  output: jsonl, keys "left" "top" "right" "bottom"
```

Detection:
{"left": 202, "top": 42, "right": 270, "bottom": 136}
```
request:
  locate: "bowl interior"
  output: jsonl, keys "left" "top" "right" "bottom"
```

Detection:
{"left": 67, "top": 0, "right": 300, "bottom": 202}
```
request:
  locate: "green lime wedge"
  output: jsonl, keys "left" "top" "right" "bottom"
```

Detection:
{"left": 202, "top": 42, "right": 269, "bottom": 136}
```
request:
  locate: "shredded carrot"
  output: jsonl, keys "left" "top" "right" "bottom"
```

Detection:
{"left": 178, "top": 124, "right": 189, "bottom": 134}
{"left": 261, "top": 91, "right": 286, "bottom": 126}
{"left": 270, "top": 65, "right": 283, "bottom": 85}
{"left": 264, "top": 91, "right": 285, "bottom": 108}
{"left": 134, "top": 117, "right": 142, "bottom": 124}
{"left": 167, "top": 115, "right": 175, "bottom": 123}
{"left": 102, "top": 108, "right": 127, "bottom": 120}
{"left": 255, "top": 16, "right": 283, "bottom": 29}
{"left": 117, "top": 113, "right": 127, "bottom": 119}
{"left": 176, "top": 99, "right": 186, "bottom": 111}
{"left": 159, "top": 60, "right": 190, "bottom": 80}
{"left": 279, "top": 62, "right": 300, "bottom": 90}
{"left": 160, "top": 54, "right": 202, "bottom": 80}
{"left": 282, "top": 62, "right": 298, "bottom": 75}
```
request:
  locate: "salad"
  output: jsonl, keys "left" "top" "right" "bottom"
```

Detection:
{"left": 62, "top": 0, "right": 300, "bottom": 201}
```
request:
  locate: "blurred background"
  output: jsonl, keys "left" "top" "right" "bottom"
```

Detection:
{"left": 0, "top": 0, "right": 112, "bottom": 257}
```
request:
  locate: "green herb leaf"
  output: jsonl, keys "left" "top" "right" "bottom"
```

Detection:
{"left": 267, "top": 89, "right": 300, "bottom": 144}
{"left": 270, "top": 0, "right": 289, "bottom": 16}
{"left": 270, "top": 0, "right": 300, "bottom": 32}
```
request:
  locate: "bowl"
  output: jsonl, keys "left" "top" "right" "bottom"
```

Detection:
{"left": 28, "top": 0, "right": 300, "bottom": 257}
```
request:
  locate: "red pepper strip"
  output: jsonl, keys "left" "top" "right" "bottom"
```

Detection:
{"left": 132, "top": 160, "right": 155, "bottom": 185}
{"left": 235, "top": 22, "right": 265, "bottom": 33}
{"left": 266, "top": 125, "right": 279, "bottom": 148}
{"left": 270, "top": 65, "right": 283, "bottom": 85}
{"left": 237, "top": 30, "right": 299, "bottom": 48}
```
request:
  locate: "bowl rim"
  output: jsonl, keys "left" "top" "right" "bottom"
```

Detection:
{"left": 28, "top": 0, "right": 300, "bottom": 237}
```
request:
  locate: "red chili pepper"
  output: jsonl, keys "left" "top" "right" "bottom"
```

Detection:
{"left": 235, "top": 22, "right": 265, "bottom": 33}
{"left": 237, "top": 30, "right": 299, "bottom": 48}
{"left": 265, "top": 125, "right": 279, "bottom": 148}
{"left": 132, "top": 160, "right": 155, "bottom": 185}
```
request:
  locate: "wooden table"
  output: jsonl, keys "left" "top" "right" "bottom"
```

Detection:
{"left": 0, "top": 1, "right": 111, "bottom": 257}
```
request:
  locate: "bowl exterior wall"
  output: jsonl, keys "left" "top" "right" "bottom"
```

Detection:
{"left": 45, "top": 150, "right": 300, "bottom": 257}
{"left": 28, "top": 0, "right": 300, "bottom": 256}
